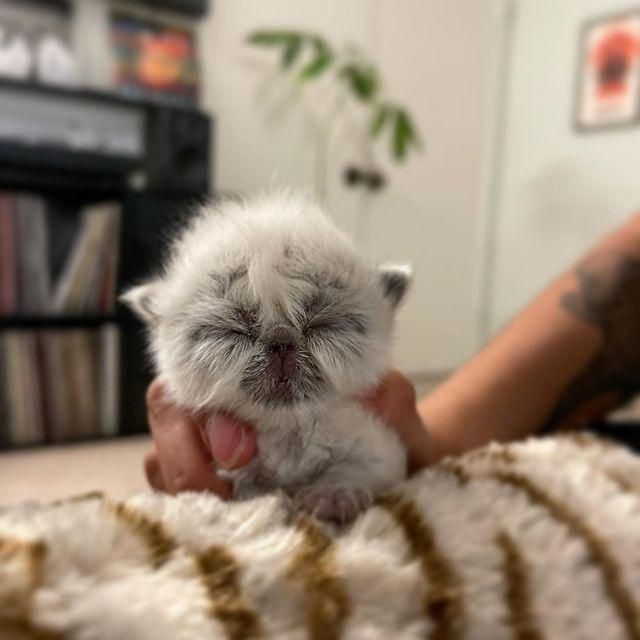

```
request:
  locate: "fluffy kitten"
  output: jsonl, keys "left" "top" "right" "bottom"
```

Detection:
{"left": 122, "top": 192, "right": 410, "bottom": 522}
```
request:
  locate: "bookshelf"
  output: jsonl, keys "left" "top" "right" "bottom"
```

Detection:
{"left": 0, "top": 80, "right": 211, "bottom": 451}
{"left": 0, "top": 315, "right": 120, "bottom": 330}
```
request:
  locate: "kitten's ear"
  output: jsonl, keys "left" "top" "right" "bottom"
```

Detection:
{"left": 120, "top": 281, "right": 162, "bottom": 324}
{"left": 379, "top": 264, "right": 412, "bottom": 308}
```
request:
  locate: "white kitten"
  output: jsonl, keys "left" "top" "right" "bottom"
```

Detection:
{"left": 122, "top": 191, "right": 410, "bottom": 523}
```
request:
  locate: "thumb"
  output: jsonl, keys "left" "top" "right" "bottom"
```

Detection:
{"left": 202, "top": 414, "right": 257, "bottom": 470}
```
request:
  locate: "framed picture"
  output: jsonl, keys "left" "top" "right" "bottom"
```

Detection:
{"left": 575, "top": 11, "right": 640, "bottom": 130}
{"left": 110, "top": 8, "right": 200, "bottom": 106}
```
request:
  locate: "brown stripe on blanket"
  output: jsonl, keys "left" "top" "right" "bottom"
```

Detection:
{"left": 495, "top": 530, "right": 544, "bottom": 640}
{"left": 377, "top": 493, "right": 464, "bottom": 640}
{"left": 109, "top": 502, "right": 177, "bottom": 568}
{"left": 110, "top": 502, "right": 262, "bottom": 638}
{"left": 595, "top": 468, "right": 639, "bottom": 496}
{"left": 50, "top": 491, "right": 104, "bottom": 507}
{"left": 287, "top": 515, "right": 351, "bottom": 640}
{"left": 196, "top": 545, "right": 264, "bottom": 640}
{"left": 560, "top": 432, "right": 613, "bottom": 449}
{"left": 466, "top": 446, "right": 517, "bottom": 466}
{"left": 492, "top": 470, "right": 640, "bottom": 640}
{"left": 0, "top": 538, "right": 61, "bottom": 639}
{"left": 0, "top": 538, "right": 46, "bottom": 617}
{"left": 438, "top": 460, "right": 471, "bottom": 485}
{"left": 0, "top": 619, "right": 63, "bottom": 640}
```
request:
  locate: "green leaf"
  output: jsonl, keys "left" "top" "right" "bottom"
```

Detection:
{"left": 298, "top": 51, "right": 333, "bottom": 81}
{"left": 281, "top": 36, "right": 302, "bottom": 68}
{"left": 391, "top": 109, "right": 423, "bottom": 161}
{"left": 370, "top": 104, "right": 393, "bottom": 137}
{"left": 246, "top": 30, "right": 296, "bottom": 47}
{"left": 392, "top": 109, "right": 411, "bottom": 161}
{"left": 338, "top": 64, "right": 378, "bottom": 102}
{"left": 297, "top": 37, "right": 333, "bottom": 82}
{"left": 310, "top": 35, "right": 331, "bottom": 55}
{"left": 405, "top": 113, "right": 424, "bottom": 152}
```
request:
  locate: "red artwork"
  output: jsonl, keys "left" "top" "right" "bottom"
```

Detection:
{"left": 110, "top": 9, "right": 199, "bottom": 106}
{"left": 589, "top": 28, "right": 640, "bottom": 97}
{"left": 577, "top": 14, "right": 640, "bottom": 129}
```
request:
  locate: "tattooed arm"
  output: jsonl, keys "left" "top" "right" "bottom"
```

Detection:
{"left": 543, "top": 250, "right": 640, "bottom": 431}
{"left": 411, "top": 212, "right": 640, "bottom": 463}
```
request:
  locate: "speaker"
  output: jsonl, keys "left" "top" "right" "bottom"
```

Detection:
{"left": 127, "top": 0, "right": 208, "bottom": 17}
{"left": 144, "top": 107, "right": 212, "bottom": 196}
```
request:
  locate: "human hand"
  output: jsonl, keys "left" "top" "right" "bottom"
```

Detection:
{"left": 144, "top": 369, "right": 432, "bottom": 496}
{"left": 360, "top": 369, "right": 433, "bottom": 471}
{"left": 144, "top": 379, "right": 257, "bottom": 497}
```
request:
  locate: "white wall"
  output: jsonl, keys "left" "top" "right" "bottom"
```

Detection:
{"left": 200, "top": 0, "right": 500, "bottom": 374}
{"left": 490, "top": 0, "right": 640, "bottom": 333}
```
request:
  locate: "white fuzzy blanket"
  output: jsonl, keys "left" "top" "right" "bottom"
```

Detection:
{"left": 2, "top": 434, "right": 640, "bottom": 640}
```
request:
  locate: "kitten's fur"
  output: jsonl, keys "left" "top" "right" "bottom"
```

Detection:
{"left": 122, "top": 192, "right": 410, "bottom": 522}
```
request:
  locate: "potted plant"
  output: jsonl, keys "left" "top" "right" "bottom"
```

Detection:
{"left": 247, "top": 29, "right": 423, "bottom": 202}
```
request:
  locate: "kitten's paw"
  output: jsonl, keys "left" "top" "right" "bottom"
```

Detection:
{"left": 294, "top": 486, "right": 372, "bottom": 524}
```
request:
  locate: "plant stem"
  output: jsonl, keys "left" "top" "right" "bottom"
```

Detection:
{"left": 354, "top": 187, "right": 373, "bottom": 248}
{"left": 313, "top": 85, "right": 348, "bottom": 204}
{"left": 314, "top": 126, "right": 329, "bottom": 204}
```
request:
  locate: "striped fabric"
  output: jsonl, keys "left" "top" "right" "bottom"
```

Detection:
{"left": 2, "top": 434, "right": 640, "bottom": 640}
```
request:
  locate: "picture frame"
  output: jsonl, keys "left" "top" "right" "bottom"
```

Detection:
{"left": 109, "top": 7, "right": 200, "bottom": 106}
{"left": 575, "top": 10, "right": 640, "bottom": 131}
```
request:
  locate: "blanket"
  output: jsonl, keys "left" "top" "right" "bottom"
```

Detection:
{"left": 2, "top": 433, "right": 640, "bottom": 640}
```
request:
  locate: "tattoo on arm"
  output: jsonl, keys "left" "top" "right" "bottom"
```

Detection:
{"left": 544, "top": 251, "right": 640, "bottom": 431}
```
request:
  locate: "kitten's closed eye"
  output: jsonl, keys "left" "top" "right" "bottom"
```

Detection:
{"left": 191, "top": 306, "right": 258, "bottom": 344}
{"left": 233, "top": 306, "right": 259, "bottom": 330}
{"left": 307, "top": 314, "right": 367, "bottom": 336}
{"left": 227, "top": 306, "right": 259, "bottom": 340}
{"left": 301, "top": 295, "right": 368, "bottom": 336}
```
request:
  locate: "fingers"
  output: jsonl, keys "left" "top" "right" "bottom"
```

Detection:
{"left": 146, "top": 380, "right": 232, "bottom": 498}
{"left": 202, "top": 414, "right": 257, "bottom": 470}
{"left": 361, "top": 369, "right": 432, "bottom": 472}
{"left": 144, "top": 446, "right": 166, "bottom": 491}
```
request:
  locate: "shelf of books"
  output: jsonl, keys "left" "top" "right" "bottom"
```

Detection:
{"left": 0, "top": 192, "right": 122, "bottom": 448}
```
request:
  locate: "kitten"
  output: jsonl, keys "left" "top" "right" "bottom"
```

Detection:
{"left": 122, "top": 191, "right": 410, "bottom": 523}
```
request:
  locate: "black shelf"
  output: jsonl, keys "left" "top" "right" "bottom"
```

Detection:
{"left": 0, "top": 315, "right": 122, "bottom": 330}
{"left": 26, "top": 0, "right": 70, "bottom": 11}
{"left": 0, "top": 77, "right": 206, "bottom": 114}
{"left": 0, "top": 67, "right": 211, "bottom": 451}
{"left": 127, "top": 0, "right": 208, "bottom": 18}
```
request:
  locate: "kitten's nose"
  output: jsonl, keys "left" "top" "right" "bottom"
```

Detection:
{"left": 269, "top": 341, "right": 297, "bottom": 356}
{"left": 264, "top": 325, "right": 300, "bottom": 379}
{"left": 264, "top": 325, "right": 300, "bottom": 350}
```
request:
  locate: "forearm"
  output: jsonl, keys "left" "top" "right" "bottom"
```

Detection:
{"left": 419, "top": 213, "right": 640, "bottom": 462}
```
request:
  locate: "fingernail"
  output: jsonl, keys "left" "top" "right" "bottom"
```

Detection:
{"left": 205, "top": 414, "right": 249, "bottom": 469}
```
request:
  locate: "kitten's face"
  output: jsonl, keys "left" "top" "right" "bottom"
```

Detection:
{"left": 178, "top": 264, "right": 374, "bottom": 409}
{"left": 122, "top": 195, "right": 410, "bottom": 417}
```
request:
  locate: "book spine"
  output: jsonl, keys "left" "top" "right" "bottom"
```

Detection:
{"left": 100, "top": 324, "right": 120, "bottom": 437}
{"left": 16, "top": 195, "right": 51, "bottom": 314}
{"left": 0, "top": 194, "right": 17, "bottom": 314}
{"left": 0, "top": 334, "right": 8, "bottom": 446}
{"left": 54, "top": 204, "right": 117, "bottom": 313}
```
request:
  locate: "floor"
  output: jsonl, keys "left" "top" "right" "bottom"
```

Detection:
{"left": 0, "top": 436, "right": 152, "bottom": 506}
